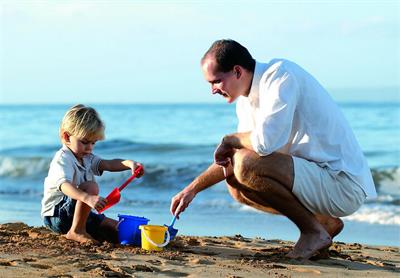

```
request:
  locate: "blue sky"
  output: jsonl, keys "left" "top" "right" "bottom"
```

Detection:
{"left": 1, "top": 0, "right": 399, "bottom": 104}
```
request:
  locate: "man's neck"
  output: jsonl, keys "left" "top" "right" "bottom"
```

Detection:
{"left": 243, "top": 71, "right": 254, "bottom": 97}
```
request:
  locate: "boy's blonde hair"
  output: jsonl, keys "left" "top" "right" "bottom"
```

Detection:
{"left": 60, "top": 104, "right": 105, "bottom": 143}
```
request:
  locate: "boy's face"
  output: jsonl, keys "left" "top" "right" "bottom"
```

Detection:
{"left": 64, "top": 133, "right": 97, "bottom": 161}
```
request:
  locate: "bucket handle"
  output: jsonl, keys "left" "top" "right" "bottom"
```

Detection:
{"left": 116, "top": 218, "right": 124, "bottom": 231}
{"left": 141, "top": 228, "right": 170, "bottom": 248}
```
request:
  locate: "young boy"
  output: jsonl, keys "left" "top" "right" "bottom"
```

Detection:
{"left": 41, "top": 104, "right": 144, "bottom": 244}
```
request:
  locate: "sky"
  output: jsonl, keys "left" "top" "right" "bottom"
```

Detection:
{"left": 0, "top": 0, "right": 399, "bottom": 104}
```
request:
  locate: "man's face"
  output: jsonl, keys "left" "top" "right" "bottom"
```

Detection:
{"left": 201, "top": 57, "right": 241, "bottom": 104}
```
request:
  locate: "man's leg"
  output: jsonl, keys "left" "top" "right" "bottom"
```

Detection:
{"left": 229, "top": 149, "right": 331, "bottom": 259}
{"left": 226, "top": 179, "right": 280, "bottom": 215}
{"left": 226, "top": 180, "right": 344, "bottom": 238}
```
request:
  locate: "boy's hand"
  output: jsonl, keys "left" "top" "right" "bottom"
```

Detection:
{"left": 84, "top": 194, "right": 107, "bottom": 212}
{"left": 130, "top": 161, "right": 144, "bottom": 178}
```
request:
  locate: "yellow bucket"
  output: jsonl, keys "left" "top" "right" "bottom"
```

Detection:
{"left": 139, "top": 225, "right": 170, "bottom": 251}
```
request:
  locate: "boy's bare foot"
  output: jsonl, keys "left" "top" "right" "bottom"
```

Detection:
{"left": 286, "top": 229, "right": 332, "bottom": 260}
{"left": 65, "top": 230, "right": 99, "bottom": 244}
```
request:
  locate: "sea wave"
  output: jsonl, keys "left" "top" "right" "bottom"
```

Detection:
{"left": 0, "top": 140, "right": 215, "bottom": 157}
{"left": 343, "top": 204, "right": 400, "bottom": 225}
{"left": 372, "top": 167, "right": 400, "bottom": 198}
{"left": 239, "top": 203, "right": 400, "bottom": 226}
{"left": 0, "top": 156, "right": 51, "bottom": 178}
{"left": 0, "top": 155, "right": 208, "bottom": 182}
{"left": 1, "top": 153, "right": 397, "bottom": 186}
{"left": 0, "top": 139, "right": 214, "bottom": 179}
{"left": 97, "top": 139, "right": 214, "bottom": 153}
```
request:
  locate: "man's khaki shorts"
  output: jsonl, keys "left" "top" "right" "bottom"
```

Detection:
{"left": 292, "top": 156, "right": 366, "bottom": 217}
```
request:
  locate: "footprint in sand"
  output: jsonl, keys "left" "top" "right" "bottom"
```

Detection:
{"left": 187, "top": 238, "right": 201, "bottom": 246}
{"left": 159, "top": 269, "right": 189, "bottom": 277}
{"left": 29, "top": 263, "right": 53, "bottom": 269}
{"left": 131, "top": 264, "right": 156, "bottom": 272}
{"left": 0, "top": 259, "right": 13, "bottom": 266}
{"left": 0, "top": 259, "right": 30, "bottom": 267}
{"left": 292, "top": 267, "right": 321, "bottom": 275}
{"left": 189, "top": 258, "right": 215, "bottom": 265}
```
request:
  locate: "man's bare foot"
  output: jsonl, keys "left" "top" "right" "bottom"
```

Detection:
{"left": 65, "top": 230, "right": 99, "bottom": 244}
{"left": 316, "top": 216, "right": 344, "bottom": 238}
{"left": 310, "top": 216, "right": 344, "bottom": 259}
{"left": 286, "top": 229, "right": 332, "bottom": 260}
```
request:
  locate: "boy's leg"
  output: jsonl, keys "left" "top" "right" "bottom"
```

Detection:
{"left": 66, "top": 181, "right": 99, "bottom": 243}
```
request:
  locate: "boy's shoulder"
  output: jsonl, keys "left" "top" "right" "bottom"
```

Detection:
{"left": 51, "top": 146, "right": 76, "bottom": 166}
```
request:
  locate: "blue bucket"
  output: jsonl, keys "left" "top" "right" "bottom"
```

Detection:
{"left": 118, "top": 214, "right": 149, "bottom": 246}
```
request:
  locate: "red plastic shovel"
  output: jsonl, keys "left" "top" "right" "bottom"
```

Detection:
{"left": 98, "top": 165, "right": 143, "bottom": 213}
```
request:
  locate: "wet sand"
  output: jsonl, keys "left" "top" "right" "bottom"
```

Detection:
{"left": 0, "top": 222, "right": 399, "bottom": 277}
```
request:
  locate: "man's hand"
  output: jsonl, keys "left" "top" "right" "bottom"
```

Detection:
{"left": 84, "top": 194, "right": 107, "bottom": 212}
{"left": 214, "top": 141, "right": 235, "bottom": 168}
{"left": 170, "top": 189, "right": 196, "bottom": 217}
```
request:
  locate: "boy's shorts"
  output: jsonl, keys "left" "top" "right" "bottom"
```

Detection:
{"left": 43, "top": 195, "right": 106, "bottom": 238}
{"left": 291, "top": 156, "right": 366, "bottom": 218}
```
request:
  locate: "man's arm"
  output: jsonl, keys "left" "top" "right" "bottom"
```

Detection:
{"left": 214, "top": 131, "right": 253, "bottom": 168}
{"left": 170, "top": 162, "right": 230, "bottom": 217}
{"left": 170, "top": 132, "right": 251, "bottom": 217}
{"left": 222, "top": 131, "right": 253, "bottom": 150}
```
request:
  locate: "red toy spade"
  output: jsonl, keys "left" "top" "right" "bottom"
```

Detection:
{"left": 98, "top": 165, "right": 143, "bottom": 213}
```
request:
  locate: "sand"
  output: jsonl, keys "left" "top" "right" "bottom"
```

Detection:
{"left": 0, "top": 222, "right": 398, "bottom": 277}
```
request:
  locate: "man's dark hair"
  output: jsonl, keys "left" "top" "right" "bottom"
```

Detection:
{"left": 202, "top": 39, "right": 255, "bottom": 73}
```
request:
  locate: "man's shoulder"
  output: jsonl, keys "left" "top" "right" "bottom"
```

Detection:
{"left": 260, "top": 58, "right": 305, "bottom": 84}
{"left": 265, "top": 58, "right": 297, "bottom": 73}
{"left": 257, "top": 59, "right": 289, "bottom": 84}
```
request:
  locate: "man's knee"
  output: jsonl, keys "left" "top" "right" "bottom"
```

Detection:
{"left": 233, "top": 149, "right": 294, "bottom": 191}
{"left": 225, "top": 180, "right": 281, "bottom": 215}
{"left": 225, "top": 181, "right": 250, "bottom": 205}
{"left": 232, "top": 149, "right": 258, "bottom": 186}
{"left": 78, "top": 181, "right": 99, "bottom": 195}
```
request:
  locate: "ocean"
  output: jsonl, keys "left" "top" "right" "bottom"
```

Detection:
{"left": 0, "top": 96, "right": 399, "bottom": 246}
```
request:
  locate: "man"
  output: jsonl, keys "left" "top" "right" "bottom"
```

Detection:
{"left": 170, "top": 39, "right": 376, "bottom": 259}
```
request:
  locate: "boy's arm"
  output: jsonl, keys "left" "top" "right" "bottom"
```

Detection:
{"left": 60, "top": 182, "right": 106, "bottom": 211}
{"left": 99, "top": 159, "right": 143, "bottom": 175}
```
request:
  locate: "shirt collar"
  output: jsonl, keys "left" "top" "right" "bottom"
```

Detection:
{"left": 247, "top": 60, "right": 270, "bottom": 107}
{"left": 62, "top": 144, "right": 86, "bottom": 169}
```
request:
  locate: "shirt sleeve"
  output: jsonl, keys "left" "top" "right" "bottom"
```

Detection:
{"left": 250, "top": 65, "right": 299, "bottom": 156}
{"left": 51, "top": 157, "right": 75, "bottom": 191}
{"left": 90, "top": 154, "right": 103, "bottom": 176}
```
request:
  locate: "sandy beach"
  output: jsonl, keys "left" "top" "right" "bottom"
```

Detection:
{"left": 0, "top": 222, "right": 398, "bottom": 277}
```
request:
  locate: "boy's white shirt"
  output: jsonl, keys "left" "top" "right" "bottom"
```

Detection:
{"left": 41, "top": 145, "right": 102, "bottom": 218}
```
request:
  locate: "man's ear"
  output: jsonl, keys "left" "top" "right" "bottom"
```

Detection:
{"left": 234, "top": 66, "right": 241, "bottom": 78}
